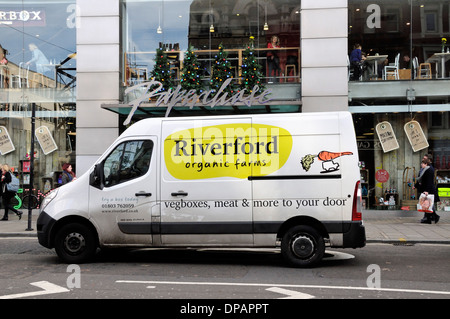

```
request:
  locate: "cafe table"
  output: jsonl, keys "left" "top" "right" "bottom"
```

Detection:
{"left": 364, "top": 55, "right": 388, "bottom": 80}
{"left": 426, "top": 52, "right": 450, "bottom": 79}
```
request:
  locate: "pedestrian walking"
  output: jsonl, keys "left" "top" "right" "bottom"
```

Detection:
{"left": 415, "top": 159, "right": 440, "bottom": 224}
{"left": 61, "top": 163, "right": 76, "bottom": 185}
{"left": 0, "top": 164, "right": 22, "bottom": 221}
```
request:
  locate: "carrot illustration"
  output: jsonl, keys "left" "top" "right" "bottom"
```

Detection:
{"left": 317, "top": 151, "right": 353, "bottom": 162}
{"left": 301, "top": 150, "right": 353, "bottom": 172}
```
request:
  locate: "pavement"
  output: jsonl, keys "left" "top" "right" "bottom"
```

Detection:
{"left": 0, "top": 209, "right": 449, "bottom": 244}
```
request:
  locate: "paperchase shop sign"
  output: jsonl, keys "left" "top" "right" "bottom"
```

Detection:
{"left": 122, "top": 79, "right": 273, "bottom": 125}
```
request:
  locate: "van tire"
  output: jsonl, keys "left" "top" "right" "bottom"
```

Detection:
{"left": 54, "top": 223, "right": 97, "bottom": 264}
{"left": 281, "top": 225, "right": 325, "bottom": 268}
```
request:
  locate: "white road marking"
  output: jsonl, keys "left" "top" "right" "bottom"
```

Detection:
{"left": 323, "top": 251, "right": 355, "bottom": 261}
{"left": 116, "top": 280, "right": 450, "bottom": 296}
{"left": 266, "top": 287, "right": 315, "bottom": 299}
{"left": 0, "top": 281, "right": 69, "bottom": 299}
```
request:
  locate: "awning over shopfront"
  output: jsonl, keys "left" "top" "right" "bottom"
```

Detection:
{"left": 102, "top": 80, "right": 301, "bottom": 120}
{"left": 101, "top": 100, "right": 302, "bottom": 119}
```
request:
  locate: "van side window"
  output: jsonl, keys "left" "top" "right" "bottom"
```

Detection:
{"left": 103, "top": 140, "right": 153, "bottom": 187}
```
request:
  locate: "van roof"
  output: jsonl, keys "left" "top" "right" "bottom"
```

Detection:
{"left": 120, "top": 111, "right": 353, "bottom": 138}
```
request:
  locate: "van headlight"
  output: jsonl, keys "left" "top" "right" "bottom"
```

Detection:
{"left": 40, "top": 189, "right": 59, "bottom": 212}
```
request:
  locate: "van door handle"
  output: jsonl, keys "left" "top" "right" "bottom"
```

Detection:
{"left": 135, "top": 192, "right": 152, "bottom": 197}
{"left": 171, "top": 191, "right": 188, "bottom": 197}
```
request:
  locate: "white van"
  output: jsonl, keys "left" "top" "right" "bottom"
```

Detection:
{"left": 37, "top": 111, "right": 365, "bottom": 267}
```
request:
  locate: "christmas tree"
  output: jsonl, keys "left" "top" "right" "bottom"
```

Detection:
{"left": 210, "top": 43, "right": 235, "bottom": 95}
{"left": 150, "top": 48, "right": 174, "bottom": 92}
{"left": 180, "top": 46, "right": 203, "bottom": 94}
{"left": 240, "top": 36, "right": 265, "bottom": 93}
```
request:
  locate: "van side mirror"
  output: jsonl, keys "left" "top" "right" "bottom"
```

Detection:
{"left": 90, "top": 163, "right": 105, "bottom": 189}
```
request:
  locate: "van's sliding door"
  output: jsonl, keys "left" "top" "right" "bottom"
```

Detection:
{"left": 161, "top": 118, "right": 253, "bottom": 245}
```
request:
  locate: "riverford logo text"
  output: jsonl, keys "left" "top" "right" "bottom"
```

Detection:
{"left": 164, "top": 124, "right": 293, "bottom": 180}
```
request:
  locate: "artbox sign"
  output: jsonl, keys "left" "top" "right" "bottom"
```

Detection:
{"left": 0, "top": 9, "right": 46, "bottom": 26}
{"left": 123, "top": 78, "right": 272, "bottom": 125}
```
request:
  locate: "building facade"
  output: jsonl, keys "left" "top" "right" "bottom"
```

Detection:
{"left": 0, "top": 0, "right": 76, "bottom": 196}
{"left": 1, "top": 0, "right": 449, "bottom": 210}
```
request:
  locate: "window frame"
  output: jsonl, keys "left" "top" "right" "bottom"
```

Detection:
{"left": 102, "top": 139, "right": 154, "bottom": 188}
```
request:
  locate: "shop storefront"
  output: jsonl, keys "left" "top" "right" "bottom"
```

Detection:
{"left": 0, "top": 0, "right": 77, "bottom": 206}
{"left": 348, "top": 0, "right": 450, "bottom": 210}
{"left": 4, "top": 1, "right": 447, "bottom": 212}
{"left": 109, "top": 0, "right": 302, "bottom": 124}
{"left": 89, "top": 0, "right": 449, "bottom": 211}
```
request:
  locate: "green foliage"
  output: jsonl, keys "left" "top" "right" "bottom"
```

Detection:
{"left": 240, "top": 37, "right": 264, "bottom": 93}
{"left": 210, "top": 43, "right": 235, "bottom": 95}
{"left": 180, "top": 46, "right": 203, "bottom": 94}
{"left": 150, "top": 48, "right": 174, "bottom": 92}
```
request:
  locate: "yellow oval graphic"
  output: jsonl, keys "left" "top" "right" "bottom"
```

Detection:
{"left": 164, "top": 124, "right": 292, "bottom": 179}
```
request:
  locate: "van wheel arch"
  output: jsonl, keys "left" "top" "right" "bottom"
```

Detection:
{"left": 51, "top": 216, "right": 99, "bottom": 263}
{"left": 277, "top": 216, "right": 329, "bottom": 242}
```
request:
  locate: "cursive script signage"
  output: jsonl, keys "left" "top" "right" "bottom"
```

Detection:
{"left": 123, "top": 78, "right": 272, "bottom": 125}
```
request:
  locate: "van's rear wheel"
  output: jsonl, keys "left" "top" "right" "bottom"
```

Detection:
{"left": 281, "top": 225, "right": 325, "bottom": 268}
{"left": 54, "top": 223, "right": 97, "bottom": 263}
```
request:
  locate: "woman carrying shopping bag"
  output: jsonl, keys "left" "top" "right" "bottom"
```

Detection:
{"left": 415, "top": 159, "right": 440, "bottom": 224}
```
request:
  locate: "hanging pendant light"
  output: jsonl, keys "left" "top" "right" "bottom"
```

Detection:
{"left": 263, "top": 5, "right": 269, "bottom": 31}
{"left": 157, "top": 4, "right": 163, "bottom": 34}
{"left": 209, "top": 4, "right": 214, "bottom": 33}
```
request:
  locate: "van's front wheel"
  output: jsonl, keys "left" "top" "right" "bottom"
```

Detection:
{"left": 54, "top": 223, "right": 97, "bottom": 263}
{"left": 281, "top": 225, "right": 325, "bottom": 268}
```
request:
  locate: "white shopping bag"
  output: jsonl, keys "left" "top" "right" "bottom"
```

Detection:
{"left": 417, "top": 193, "right": 434, "bottom": 213}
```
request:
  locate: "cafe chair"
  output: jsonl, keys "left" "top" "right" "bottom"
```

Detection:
{"left": 412, "top": 57, "right": 419, "bottom": 79}
{"left": 347, "top": 55, "right": 362, "bottom": 81}
{"left": 285, "top": 64, "right": 297, "bottom": 81}
{"left": 418, "top": 62, "right": 432, "bottom": 79}
{"left": 383, "top": 53, "right": 400, "bottom": 80}
{"left": 11, "top": 62, "right": 27, "bottom": 88}
{"left": 347, "top": 55, "right": 359, "bottom": 81}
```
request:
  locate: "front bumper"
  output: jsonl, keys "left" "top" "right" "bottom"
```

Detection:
{"left": 36, "top": 211, "right": 56, "bottom": 248}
